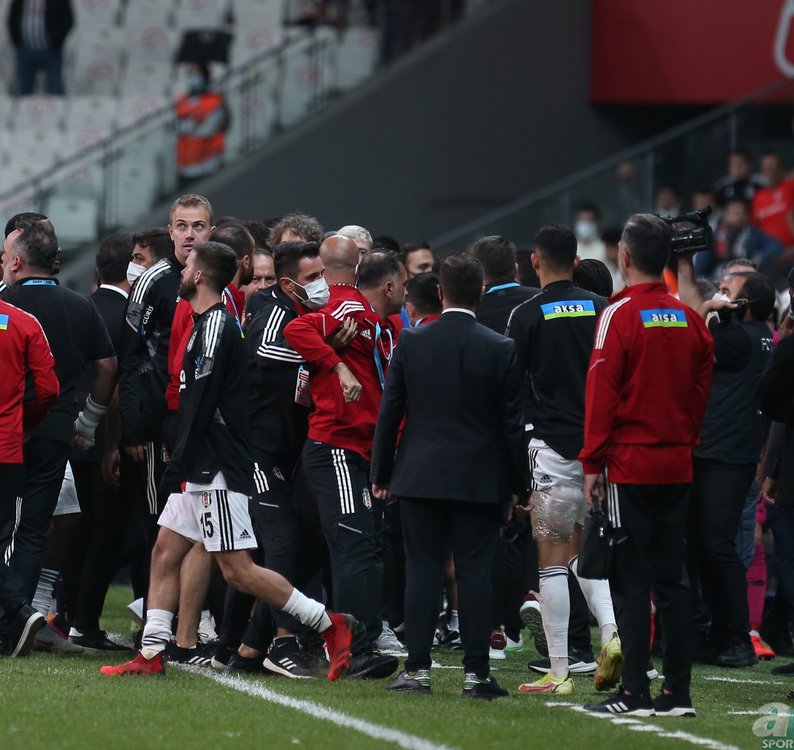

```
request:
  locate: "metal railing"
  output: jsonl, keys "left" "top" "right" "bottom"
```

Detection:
{"left": 430, "top": 77, "right": 794, "bottom": 251}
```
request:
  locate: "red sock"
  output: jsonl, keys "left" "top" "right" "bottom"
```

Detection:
{"left": 747, "top": 542, "right": 767, "bottom": 632}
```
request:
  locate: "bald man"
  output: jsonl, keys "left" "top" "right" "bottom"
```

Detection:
{"left": 320, "top": 235, "right": 360, "bottom": 290}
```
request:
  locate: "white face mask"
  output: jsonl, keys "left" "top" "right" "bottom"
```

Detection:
{"left": 712, "top": 292, "right": 731, "bottom": 303}
{"left": 575, "top": 220, "right": 598, "bottom": 241}
{"left": 291, "top": 276, "right": 330, "bottom": 310}
{"left": 127, "top": 261, "right": 146, "bottom": 286}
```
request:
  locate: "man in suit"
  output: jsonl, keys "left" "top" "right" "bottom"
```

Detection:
{"left": 371, "top": 253, "right": 527, "bottom": 699}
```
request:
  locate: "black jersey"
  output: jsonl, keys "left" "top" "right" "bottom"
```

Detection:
{"left": 118, "top": 256, "right": 181, "bottom": 445}
{"left": 506, "top": 280, "right": 607, "bottom": 460}
{"left": 164, "top": 303, "right": 253, "bottom": 494}
{"left": 246, "top": 286, "right": 309, "bottom": 476}
{"left": 1, "top": 276, "right": 115, "bottom": 445}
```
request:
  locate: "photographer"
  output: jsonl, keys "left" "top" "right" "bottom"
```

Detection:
{"left": 678, "top": 253, "right": 775, "bottom": 668}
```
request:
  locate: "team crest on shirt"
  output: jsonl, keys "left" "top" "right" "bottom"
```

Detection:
{"left": 362, "top": 487, "right": 372, "bottom": 509}
{"left": 273, "top": 467, "right": 284, "bottom": 482}
{"left": 201, "top": 492, "right": 212, "bottom": 507}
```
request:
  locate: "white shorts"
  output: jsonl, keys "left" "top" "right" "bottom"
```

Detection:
{"left": 157, "top": 473, "right": 257, "bottom": 553}
{"left": 53, "top": 462, "right": 81, "bottom": 517}
{"left": 528, "top": 439, "right": 587, "bottom": 544}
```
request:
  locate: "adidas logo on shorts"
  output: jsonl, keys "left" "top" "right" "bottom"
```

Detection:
{"left": 239, "top": 530, "right": 252, "bottom": 540}
{"left": 539, "top": 474, "right": 552, "bottom": 485}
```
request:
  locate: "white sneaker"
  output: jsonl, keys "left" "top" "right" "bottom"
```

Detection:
{"left": 505, "top": 634, "right": 524, "bottom": 653}
{"left": 198, "top": 610, "right": 218, "bottom": 644}
{"left": 374, "top": 622, "right": 408, "bottom": 657}
{"left": 126, "top": 598, "right": 144, "bottom": 626}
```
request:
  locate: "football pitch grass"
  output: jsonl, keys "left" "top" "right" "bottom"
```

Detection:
{"left": 0, "top": 586, "right": 791, "bottom": 750}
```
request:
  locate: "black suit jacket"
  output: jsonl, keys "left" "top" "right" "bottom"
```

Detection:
{"left": 370, "top": 311, "right": 527, "bottom": 505}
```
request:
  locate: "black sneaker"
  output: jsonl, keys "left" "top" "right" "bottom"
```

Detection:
{"left": 528, "top": 646, "right": 597, "bottom": 674}
{"left": 387, "top": 669, "right": 431, "bottom": 693}
{"left": 713, "top": 640, "right": 758, "bottom": 668}
{"left": 771, "top": 661, "right": 794, "bottom": 676}
{"left": 584, "top": 688, "right": 654, "bottom": 716}
{"left": 653, "top": 692, "right": 696, "bottom": 717}
{"left": 165, "top": 642, "right": 213, "bottom": 667}
{"left": 462, "top": 672, "right": 508, "bottom": 700}
{"left": 263, "top": 636, "right": 316, "bottom": 679}
{"left": 70, "top": 630, "right": 134, "bottom": 653}
{"left": 9, "top": 605, "right": 46, "bottom": 657}
{"left": 211, "top": 644, "right": 236, "bottom": 671}
{"left": 346, "top": 652, "right": 399, "bottom": 679}
{"left": 227, "top": 652, "right": 267, "bottom": 673}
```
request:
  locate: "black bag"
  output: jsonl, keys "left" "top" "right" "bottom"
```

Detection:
{"left": 577, "top": 503, "right": 616, "bottom": 580}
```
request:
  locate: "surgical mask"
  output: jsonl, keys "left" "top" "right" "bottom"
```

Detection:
{"left": 186, "top": 74, "right": 206, "bottom": 93}
{"left": 712, "top": 292, "right": 731, "bottom": 303}
{"left": 127, "top": 261, "right": 146, "bottom": 287}
{"left": 291, "top": 276, "right": 330, "bottom": 310}
{"left": 575, "top": 220, "right": 598, "bottom": 241}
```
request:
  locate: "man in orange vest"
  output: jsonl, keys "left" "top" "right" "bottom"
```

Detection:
{"left": 175, "top": 63, "right": 229, "bottom": 183}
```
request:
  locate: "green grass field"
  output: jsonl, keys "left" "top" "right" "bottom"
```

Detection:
{"left": 0, "top": 586, "right": 790, "bottom": 750}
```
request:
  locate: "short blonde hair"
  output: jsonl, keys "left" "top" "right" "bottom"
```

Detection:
{"left": 169, "top": 194, "right": 213, "bottom": 225}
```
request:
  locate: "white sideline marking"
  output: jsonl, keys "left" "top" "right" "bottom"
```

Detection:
{"left": 704, "top": 676, "right": 785, "bottom": 686}
{"left": 175, "top": 665, "right": 458, "bottom": 750}
{"left": 546, "top": 703, "right": 739, "bottom": 750}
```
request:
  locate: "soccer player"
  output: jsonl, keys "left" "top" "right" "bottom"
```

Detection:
{"left": 506, "top": 224, "right": 619, "bottom": 695}
{"left": 101, "top": 242, "right": 354, "bottom": 678}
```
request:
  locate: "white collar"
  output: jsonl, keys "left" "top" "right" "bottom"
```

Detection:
{"left": 442, "top": 307, "right": 475, "bottom": 318}
{"left": 99, "top": 283, "right": 129, "bottom": 300}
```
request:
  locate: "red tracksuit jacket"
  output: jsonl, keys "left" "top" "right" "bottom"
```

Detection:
{"left": 0, "top": 299, "right": 59, "bottom": 463}
{"left": 579, "top": 282, "right": 713, "bottom": 484}
{"left": 283, "top": 285, "right": 395, "bottom": 461}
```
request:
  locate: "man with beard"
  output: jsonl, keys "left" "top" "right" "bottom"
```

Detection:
{"left": 100, "top": 242, "right": 355, "bottom": 678}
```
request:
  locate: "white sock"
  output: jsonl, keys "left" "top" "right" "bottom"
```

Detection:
{"left": 569, "top": 555, "right": 618, "bottom": 647}
{"left": 539, "top": 566, "right": 570, "bottom": 678}
{"left": 448, "top": 610, "right": 459, "bottom": 632}
{"left": 32, "top": 568, "right": 59, "bottom": 616}
{"left": 140, "top": 609, "right": 174, "bottom": 658}
{"left": 283, "top": 588, "right": 331, "bottom": 632}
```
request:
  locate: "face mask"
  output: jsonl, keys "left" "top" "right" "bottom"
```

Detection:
{"left": 291, "top": 276, "right": 330, "bottom": 310}
{"left": 186, "top": 74, "right": 206, "bottom": 93}
{"left": 575, "top": 220, "right": 598, "bottom": 241}
{"left": 712, "top": 292, "right": 731, "bottom": 303}
{"left": 127, "top": 261, "right": 146, "bottom": 286}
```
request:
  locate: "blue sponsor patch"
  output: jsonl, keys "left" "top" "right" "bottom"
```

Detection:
{"left": 541, "top": 300, "right": 596, "bottom": 320}
{"left": 0, "top": 313, "right": 8, "bottom": 331}
{"left": 640, "top": 308, "right": 688, "bottom": 328}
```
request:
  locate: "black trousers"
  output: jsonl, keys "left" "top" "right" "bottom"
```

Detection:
{"left": 241, "top": 459, "right": 328, "bottom": 647}
{"left": 491, "top": 536, "right": 526, "bottom": 637}
{"left": 69, "top": 457, "right": 133, "bottom": 633}
{"left": 302, "top": 441, "right": 382, "bottom": 653}
{"left": 0, "top": 464, "right": 27, "bottom": 634}
{"left": 609, "top": 482, "right": 692, "bottom": 697}
{"left": 9, "top": 438, "right": 71, "bottom": 600}
{"left": 688, "top": 457, "right": 754, "bottom": 646}
{"left": 400, "top": 496, "right": 500, "bottom": 677}
{"left": 382, "top": 499, "right": 406, "bottom": 627}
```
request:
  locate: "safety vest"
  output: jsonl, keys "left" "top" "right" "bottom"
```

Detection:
{"left": 175, "top": 92, "right": 227, "bottom": 178}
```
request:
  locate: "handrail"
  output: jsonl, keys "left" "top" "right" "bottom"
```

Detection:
{"left": 0, "top": 29, "right": 315, "bottom": 202}
{"left": 430, "top": 76, "right": 794, "bottom": 249}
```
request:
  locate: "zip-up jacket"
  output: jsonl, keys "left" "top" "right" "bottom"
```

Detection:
{"left": 0, "top": 299, "right": 59, "bottom": 463}
{"left": 579, "top": 282, "right": 713, "bottom": 484}
{"left": 283, "top": 285, "right": 395, "bottom": 461}
{"left": 164, "top": 303, "right": 252, "bottom": 494}
{"left": 507, "top": 280, "right": 607, "bottom": 459}
{"left": 246, "top": 285, "right": 310, "bottom": 475}
{"left": 118, "top": 256, "right": 181, "bottom": 445}
{"left": 165, "top": 283, "right": 244, "bottom": 412}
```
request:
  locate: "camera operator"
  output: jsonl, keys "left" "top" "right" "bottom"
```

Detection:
{"left": 678, "top": 253, "right": 775, "bottom": 668}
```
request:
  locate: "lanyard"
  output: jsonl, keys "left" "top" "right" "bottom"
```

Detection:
{"left": 222, "top": 286, "right": 243, "bottom": 335}
{"left": 399, "top": 306, "right": 411, "bottom": 328}
{"left": 485, "top": 282, "right": 520, "bottom": 294}
{"left": 20, "top": 279, "right": 57, "bottom": 286}
{"left": 372, "top": 321, "right": 393, "bottom": 390}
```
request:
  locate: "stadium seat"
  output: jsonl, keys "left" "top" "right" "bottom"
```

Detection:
{"left": 126, "top": 26, "right": 179, "bottom": 63}
{"left": 70, "top": 28, "right": 125, "bottom": 95}
{"left": 230, "top": 23, "right": 285, "bottom": 66}
{"left": 5, "top": 128, "right": 65, "bottom": 163}
{"left": 336, "top": 27, "right": 379, "bottom": 91}
{"left": 71, "top": 0, "right": 123, "bottom": 28}
{"left": 45, "top": 195, "right": 99, "bottom": 244}
{"left": 65, "top": 95, "right": 118, "bottom": 133}
{"left": 122, "top": 0, "right": 177, "bottom": 30}
{"left": 279, "top": 33, "right": 323, "bottom": 127}
{"left": 13, "top": 95, "right": 68, "bottom": 128}
{"left": 118, "top": 95, "right": 172, "bottom": 128}
{"left": 120, "top": 61, "right": 174, "bottom": 97}
{"left": 174, "top": 0, "right": 231, "bottom": 29}
{"left": 224, "top": 67, "right": 277, "bottom": 157}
